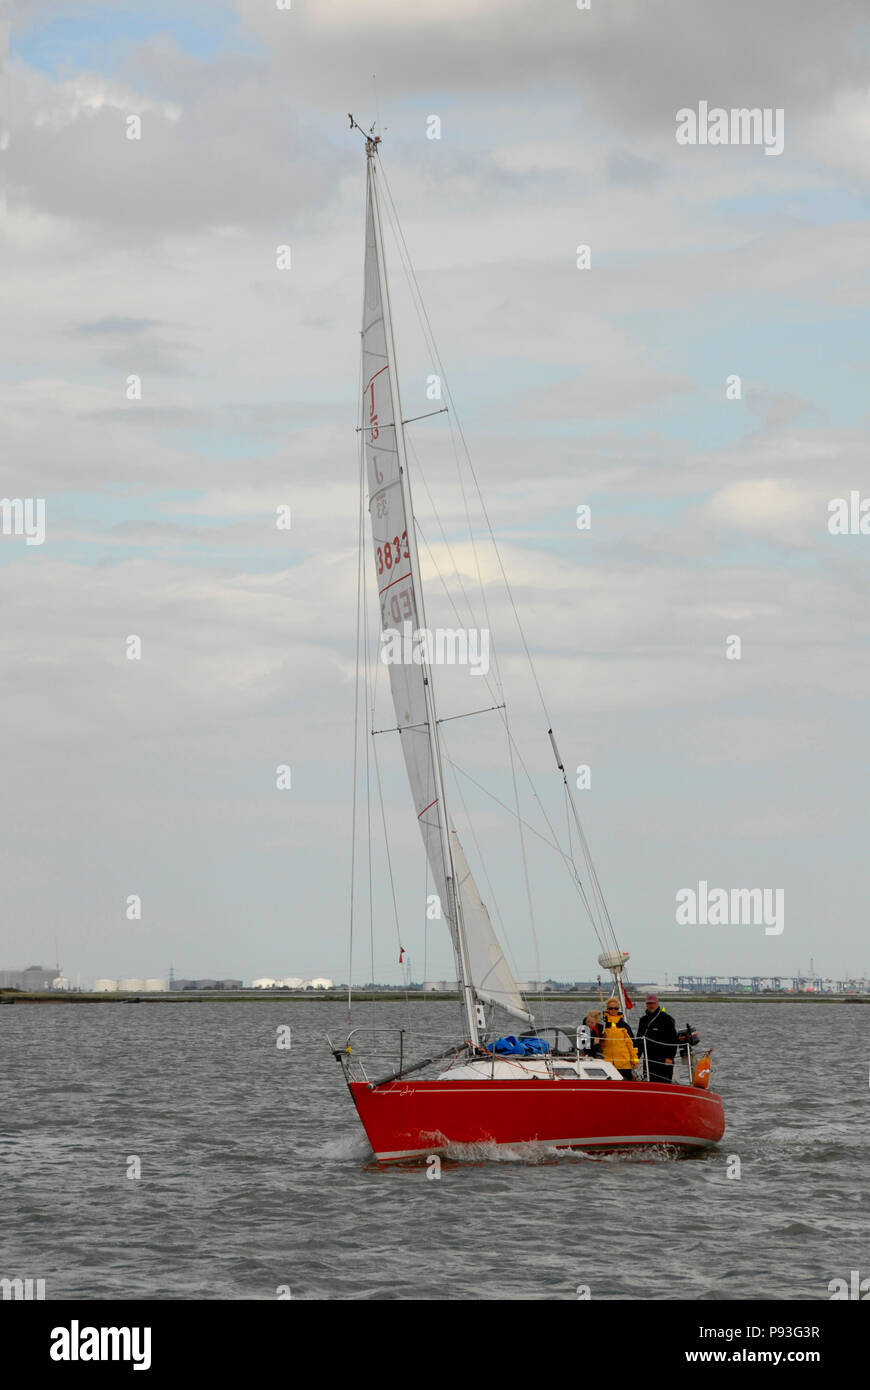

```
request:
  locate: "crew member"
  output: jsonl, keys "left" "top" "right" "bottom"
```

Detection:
{"left": 583, "top": 1009, "right": 603, "bottom": 1058}
{"left": 636, "top": 993, "right": 678, "bottom": 1083}
{"left": 599, "top": 997, "right": 638, "bottom": 1080}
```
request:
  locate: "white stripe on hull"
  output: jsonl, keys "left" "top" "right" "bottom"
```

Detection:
{"left": 374, "top": 1133, "right": 716, "bottom": 1161}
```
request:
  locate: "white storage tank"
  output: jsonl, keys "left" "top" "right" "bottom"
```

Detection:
{"left": 308, "top": 977, "right": 334, "bottom": 990}
{"left": 144, "top": 979, "right": 167, "bottom": 992}
{"left": 282, "top": 976, "right": 305, "bottom": 988}
{"left": 52, "top": 976, "right": 70, "bottom": 990}
{"left": 120, "top": 978, "right": 145, "bottom": 992}
{"left": 252, "top": 977, "right": 281, "bottom": 989}
{"left": 93, "top": 979, "right": 119, "bottom": 993}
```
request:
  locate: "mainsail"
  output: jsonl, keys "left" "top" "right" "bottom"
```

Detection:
{"left": 361, "top": 152, "right": 459, "bottom": 974}
{"left": 361, "top": 143, "right": 531, "bottom": 1029}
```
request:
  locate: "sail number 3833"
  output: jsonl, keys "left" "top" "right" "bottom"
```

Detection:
{"left": 376, "top": 533, "right": 410, "bottom": 574}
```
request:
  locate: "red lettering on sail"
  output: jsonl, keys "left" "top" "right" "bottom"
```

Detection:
{"left": 368, "top": 381, "right": 379, "bottom": 441}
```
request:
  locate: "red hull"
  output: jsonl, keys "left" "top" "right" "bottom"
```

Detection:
{"left": 348, "top": 1078, "right": 725, "bottom": 1161}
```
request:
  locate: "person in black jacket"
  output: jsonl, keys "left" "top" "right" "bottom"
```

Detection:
{"left": 582, "top": 1009, "right": 604, "bottom": 1058}
{"left": 636, "top": 994, "right": 678, "bottom": 1083}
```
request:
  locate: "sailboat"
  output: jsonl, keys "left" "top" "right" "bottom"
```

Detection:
{"left": 331, "top": 123, "right": 725, "bottom": 1163}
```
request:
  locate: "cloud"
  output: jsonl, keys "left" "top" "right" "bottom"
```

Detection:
{"left": 607, "top": 150, "right": 662, "bottom": 188}
{"left": 6, "top": 55, "right": 332, "bottom": 234}
{"left": 237, "top": 0, "right": 869, "bottom": 127}
{"left": 78, "top": 316, "right": 159, "bottom": 335}
{"left": 703, "top": 478, "right": 821, "bottom": 539}
{"left": 515, "top": 367, "right": 696, "bottom": 421}
{"left": 3, "top": 0, "right": 870, "bottom": 981}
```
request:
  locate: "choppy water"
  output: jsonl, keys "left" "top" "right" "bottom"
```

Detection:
{"left": 1, "top": 1000, "right": 867, "bottom": 1300}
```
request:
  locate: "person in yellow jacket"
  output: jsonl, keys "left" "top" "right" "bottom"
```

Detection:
{"left": 600, "top": 997, "right": 639, "bottom": 1080}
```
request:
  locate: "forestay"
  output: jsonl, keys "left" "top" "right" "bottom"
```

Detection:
{"left": 361, "top": 151, "right": 531, "bottom": 1029}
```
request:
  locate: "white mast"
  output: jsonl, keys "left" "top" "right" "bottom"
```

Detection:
{"left": 362, "top": 134, "right": 481, "bottom": 1046}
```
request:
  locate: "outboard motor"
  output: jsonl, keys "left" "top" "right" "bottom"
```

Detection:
{"left": 676, "top": 1023, "right": 700, "bottom": 1058}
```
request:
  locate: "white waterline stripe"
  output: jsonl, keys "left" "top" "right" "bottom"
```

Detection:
{"left": 375, "top": 1134, "right": 715, "bottom": 1160}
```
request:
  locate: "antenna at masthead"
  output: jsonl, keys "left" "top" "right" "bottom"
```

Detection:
{"left": 348, "top": 113, "right": 382, "bottom": 156}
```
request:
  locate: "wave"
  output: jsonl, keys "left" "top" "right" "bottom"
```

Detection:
{"left": 319, "top": 1130, "right": 374, "bottom": 1162}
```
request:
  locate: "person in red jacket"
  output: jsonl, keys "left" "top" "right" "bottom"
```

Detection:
{"left": 582, "top": 1009, "right": 604, "bottom": 1058}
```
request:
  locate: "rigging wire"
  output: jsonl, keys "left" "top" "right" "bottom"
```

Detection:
{"left": 362, "top": 516, "right": 375, "bottom": 1003}
{"left": 408, "top": 504, "right": 543, "bottom": 1007}
{"left": 371, "top": 149, "right": 474, "bottom": 1028}
{"left": 405, "top": 434, "right": 488, "bottom": 652}
{"left": 439, "top": 731, "right": 524, "bottom": 991}
{"left": 378, "top": 154, "right": 549, "bottom": 717}
{"left": 504, "top": 705, "right": 545, "bottom": 1018}
{"left": 362, "top": 146, "right": 626, "bottom": 1031}
{"left": 347, "top": 352, "right": 367, "bottom": 1024}
{"left": 441, "top": 750, "right": 610, "bottom": 956}
{"left": 370, "top": 731, "right": 405, "bottom": 978}
{"left": 411, "top": 507, "right": 613, "bottom": 957}
{"left": 377, "top": 149, "right": 624, "bottom": 965}
{"left": 361, "top": 485, "right": 414, "bottom": 1019}
{"left": 359, "top": 469, "right": 413, "bottom": 1010}
{"left": 442, "top": 723, "right": 621, "bottom": 968}
{"left": 423, "top": 856, "right": 429, "bottom": 984}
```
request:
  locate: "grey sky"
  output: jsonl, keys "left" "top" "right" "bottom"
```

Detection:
{"left": 2, "top": 1, "right": 869, "bottom": 988}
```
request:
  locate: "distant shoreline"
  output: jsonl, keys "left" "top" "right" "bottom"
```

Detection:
{"left": 2, "top": 990, "right": 867, "bottom": 1005}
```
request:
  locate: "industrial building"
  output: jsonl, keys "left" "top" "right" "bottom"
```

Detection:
{"left": 0, "top": 965, "right": 62, "bottom": 990}
{"left": 94, "top": 979, "right": 171, "bottom": 993}
{"left": 676, "top": 975, "right": 868, "bottom": 994}
{"left": 169, "top": 979, "right": 243, "bottom": 991}
{"left": 251, "top": 977, "right": 334, "bottom": 990}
